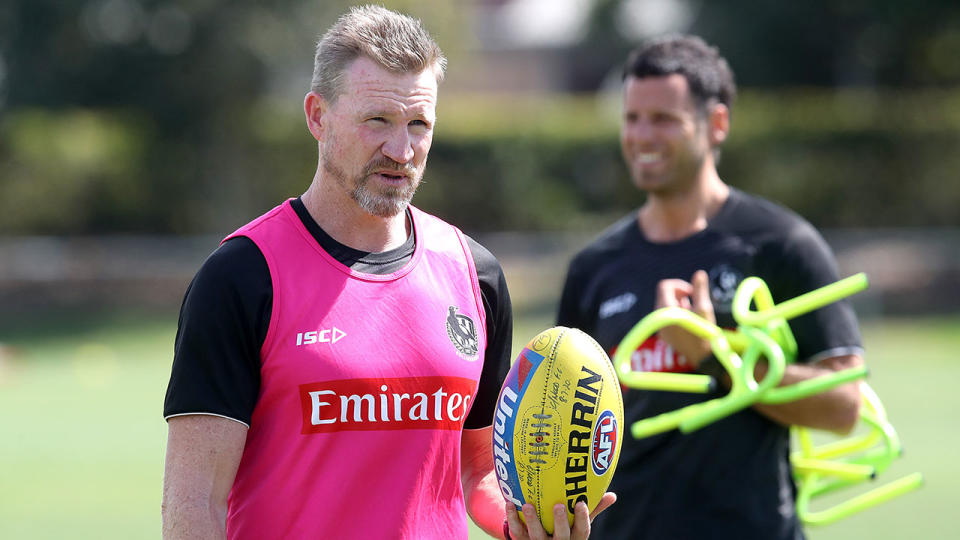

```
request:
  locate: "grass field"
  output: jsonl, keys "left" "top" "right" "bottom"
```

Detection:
{"left": 0, "top": 309, "right": 956, "bottom": 539}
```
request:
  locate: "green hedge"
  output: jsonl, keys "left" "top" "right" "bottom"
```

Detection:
{"left": 2, "top": 89, "right": 958, "bottom": 234}
{"left": 424, "top": 89, "right": 960, "bottom": 231}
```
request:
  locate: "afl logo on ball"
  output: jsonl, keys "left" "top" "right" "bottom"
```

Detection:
{"left": 591, "top": 410, "right": 618, "bottom": 475}
{"left": 446, "top": 306, "right": 479, "bottom": 360}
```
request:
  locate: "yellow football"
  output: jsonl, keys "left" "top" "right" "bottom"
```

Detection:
{"left": 492, "top": 326, "right": 624, "bottom": 534}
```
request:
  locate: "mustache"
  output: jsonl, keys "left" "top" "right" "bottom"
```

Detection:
{"left": 363, "top": 156, "right": 418, "bottom": 178}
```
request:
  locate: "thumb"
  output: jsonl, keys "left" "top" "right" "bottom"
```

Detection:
{"left": 691, "top": 270, "right": 715, "bottom": 323}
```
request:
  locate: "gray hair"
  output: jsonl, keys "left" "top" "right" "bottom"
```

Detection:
{"left": 310, "top": 5, "right": 447, "bottom": 103}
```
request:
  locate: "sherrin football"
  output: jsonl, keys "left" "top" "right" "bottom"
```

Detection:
{"left": 492, "top": 326, "right": 624, "bottom": 534}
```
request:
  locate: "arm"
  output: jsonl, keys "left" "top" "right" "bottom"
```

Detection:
{"left": 556, "top": 258, "right": 588, "bottom": 330}
{"left": 750, "top": 221, "right": 863, "bottom": 432}
{"left": 461, "top": 426, "right": 509, "bottom": 539}
{"left": 162, "top": 415, "right": 248, "bottom": 540}
{"left": 656, "top": 271, "right": 862, "bottom": 434}
{"left": 751, "top": 353, "right": 862, "bottom": 433}
{"left": 460, "top": 427, "right": 616, "bottom": 540}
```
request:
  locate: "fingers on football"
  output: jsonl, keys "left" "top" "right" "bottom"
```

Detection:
{"left": 589, "top": 492, "right": 617, "bottom": 520}
{"left": 505, "top": 502, "right": 527, "bottom": 540}
{"left": 570, "top": 501, "right": 591, "bottom": 540}
{"left": 552, "top": 503, "right": 572, "bottom": 540}
{"left": 522, "top": 503, "right": 547, "bottom": 540}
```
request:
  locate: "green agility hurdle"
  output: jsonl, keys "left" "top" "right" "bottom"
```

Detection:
{"left": 613, "top": 273, "right": 922, "bottom": 525}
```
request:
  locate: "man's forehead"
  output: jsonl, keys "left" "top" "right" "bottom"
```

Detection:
{"left": 343, "top": 56, "right": 438, "bottom": 107}
{"left": 623, "top": 73, "right": 695, "bottom": 109}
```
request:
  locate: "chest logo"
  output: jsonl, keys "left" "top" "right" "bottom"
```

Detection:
{"left": 296, "top": 327, "right": 347, "bottom": 346}
{"left": 708, "top": 264, "right": 744, "bottom": 312}
{"left": 446, "top": 306, "right": 479, "bottom": 360}
{"left": 598, "top": 292, "right": 637, "bottom": 319}
{"left": 300, "top": 376, "right": 477, "bottom": 433}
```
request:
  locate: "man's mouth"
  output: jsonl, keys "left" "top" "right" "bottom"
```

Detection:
{"left": 636, "top": 152, "right": 662, "bottom": 165}
{"left": 375, "top": 170, "right": 409, "bottom": 182}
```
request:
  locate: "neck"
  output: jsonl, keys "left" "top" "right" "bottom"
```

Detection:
{"left": 300, "top": 173, "right": 410, "bottom": 253}
{"left": 638, "top": 168, "right": 729, "bottom": 243}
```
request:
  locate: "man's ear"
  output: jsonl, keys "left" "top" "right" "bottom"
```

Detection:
{"left": 708, "top": 102, "right": 730, "bottom": 146}
{"left": 304, "top": 91, "right": 327, "bottom": 141}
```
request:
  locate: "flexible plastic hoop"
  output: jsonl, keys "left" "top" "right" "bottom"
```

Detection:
{"left": 615, "top": 274, "right": 870, "bottom": 435}
{"left": 611, "top": 271, "right": 921, "bottom": 525}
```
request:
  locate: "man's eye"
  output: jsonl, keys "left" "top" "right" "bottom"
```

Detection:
{"left": 368, "top": 117, "right": 387, "bottom": 124}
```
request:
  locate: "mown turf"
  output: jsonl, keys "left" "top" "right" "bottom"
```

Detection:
{"left": 0, "top": 311, "right": 955, "bottom": 539}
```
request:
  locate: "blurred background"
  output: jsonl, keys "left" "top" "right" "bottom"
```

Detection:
{"left": 0, "top": 0, "right": 957, "bottom": 538}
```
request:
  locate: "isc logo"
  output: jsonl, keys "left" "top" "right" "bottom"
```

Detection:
{"left": 591, "top": 409, "right": 617, "bottom": 475}
{"left": 296, "top": 327, "right": 347, "bottom": 346}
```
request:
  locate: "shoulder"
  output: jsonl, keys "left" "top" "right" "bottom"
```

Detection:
{"left": 465, "top": 234, "right": 498, "bottom": 269}
{"left": 226, "top": 201, "right": 290, "bottom": 239}
{"left": 463, "top": 235, "right": 507, "bottom": 293}
{"left": 187, "top": 236, "right": 271, "bottom": 307}
{"left": 724, "top": 190, "right": 842, "bottom": 286}
{"left": 721, "top": 188, "right": 823, "bottom": 247}
{"left": 409, "top": 205, "right": 457, "bottom": 236}
{"left": 411, "top": 206, "right": 504, "bottom": 277}
{"left": 198, "top": 236, "right": 268, "bottom": 282}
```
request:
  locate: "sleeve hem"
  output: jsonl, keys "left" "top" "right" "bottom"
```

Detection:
{"left": 163, "top": 412, "right": 250, "bottom": 428}
{"left": 802, "top": 346, "right": 865, "bottom": 365}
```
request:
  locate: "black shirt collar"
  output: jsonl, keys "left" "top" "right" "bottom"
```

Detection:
{"left": 290, "top": 197, "right": 415, "bottom": 274}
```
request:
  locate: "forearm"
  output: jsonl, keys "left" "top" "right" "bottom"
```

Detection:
{"left": 161, "top": 493, "right": 227, "bottom": 540}
{"left": 162, "top": 415, "right": 246, "bottom": 540}
{"left": 461, "top": 427, "right": 507, "bottom": 539}
{"left": 464, "top": 469, "right": 509, "bottom": 539}
{"left": 751, "top": 354, "right": 863, "bottom": 433}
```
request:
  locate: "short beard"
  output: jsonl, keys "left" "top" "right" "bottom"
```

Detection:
{"left": 352, "top": 159, "right": 421, "bottom": 217}
{"left": 323, "top": 151, "right": 422, "bottom": 218}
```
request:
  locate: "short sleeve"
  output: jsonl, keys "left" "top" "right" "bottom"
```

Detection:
{"left": 163, "top": 237, "right": 272, "bottom": 426}
{"left": 463, "top": 236, "right": 513, "bottom": 429}
{"left": 761, "top": 222, "right": 863, "bottom": 364}
{"left": 556, "top": 255, "right": 591, "bottom": 332}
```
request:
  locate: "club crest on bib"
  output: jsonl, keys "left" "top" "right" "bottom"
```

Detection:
{"left": 446, "top": 306, "right": 479, "bottom": 360}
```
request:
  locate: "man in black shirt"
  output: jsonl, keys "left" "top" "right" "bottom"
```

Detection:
{"left": 557, "top": 35, "right": 864, "bottom": 540}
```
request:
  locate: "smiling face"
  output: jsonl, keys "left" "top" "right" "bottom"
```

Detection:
{"left": 312, "top": 56, "right": 438, "bottom": 218}
{"left": 620, "top": 74, "right": 714, "bottom": 196}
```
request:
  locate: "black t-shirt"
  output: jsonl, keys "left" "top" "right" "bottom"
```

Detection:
{"left": 165, "top": 198, "right": 513, "bottom": 430}
{"left": 557, "top": 188, "right": 862, "bottom": 540}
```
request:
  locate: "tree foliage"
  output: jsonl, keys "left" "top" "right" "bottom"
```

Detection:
{"left": 0, "top": 0, "right": 958, "bottom": 234}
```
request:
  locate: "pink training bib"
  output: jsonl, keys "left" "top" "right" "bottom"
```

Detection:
{"left": 224, "top": 200, "right": 487, "bottom": 539}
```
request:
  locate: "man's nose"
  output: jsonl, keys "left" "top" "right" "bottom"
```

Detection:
{"left": 626, "top": 119, "right": 654, "bottom": 142}
{"left": 381, "top": 127, "right": 415, "bottom": 164}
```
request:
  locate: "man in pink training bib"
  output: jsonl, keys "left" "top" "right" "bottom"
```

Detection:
{"left": 161, "top": 5, "right": 613, "bottom": 540}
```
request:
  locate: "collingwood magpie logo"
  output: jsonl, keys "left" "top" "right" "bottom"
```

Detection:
{"left": 708, "top": 263, "right": 744, "bottom": 312}
{"left": 446, "top": 306, "right": 479, "bottom": 360}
